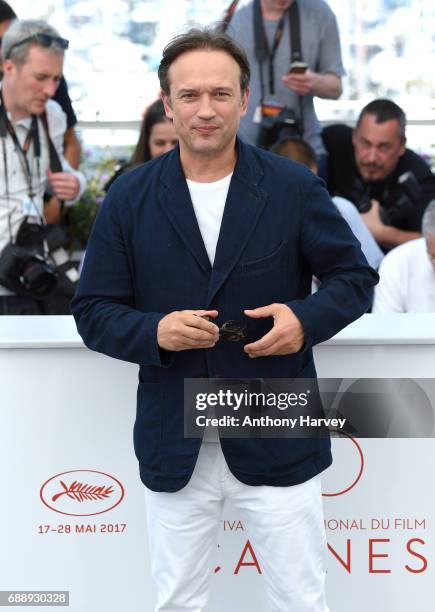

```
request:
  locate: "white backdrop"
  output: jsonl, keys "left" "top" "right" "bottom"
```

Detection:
{"left": 0, "top": 315, "right": 434, "bottom": 611}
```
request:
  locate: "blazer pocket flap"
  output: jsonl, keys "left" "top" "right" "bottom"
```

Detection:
{"left": 242, "top": 241, "right": 287, "bottom": 274}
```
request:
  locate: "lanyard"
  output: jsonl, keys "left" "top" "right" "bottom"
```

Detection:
{"left": 0, "top": 90, "right": 43, "bottom": 239}
{"left": 255, "top": 1, "right": 287, "bottom": 96}
{"left": 266, "top": 15, "right": 286, "bottom": 95}
{"left": 0, "top": 100, "right": 39, "bottom": 201}
{"left": 253, "top": 0, "right": 303, "bottom": 100}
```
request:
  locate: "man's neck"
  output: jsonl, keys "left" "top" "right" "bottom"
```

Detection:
{"left": 260, "top": 0, "right": 291, "bottom": 21}
{"left": 1, "top": 83, "right": 30, "bottom": 122}
{"left": 180, "top": 142, "right": 237, "bottom": 183}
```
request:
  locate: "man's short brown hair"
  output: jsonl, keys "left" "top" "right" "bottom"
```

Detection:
{"left": 272, "top": 138, "right": 317, "bottom": 170}
{"left": 158, "top": 27, "right": 250, "bottom": 97}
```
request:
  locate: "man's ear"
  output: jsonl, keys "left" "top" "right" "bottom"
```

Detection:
{"left": 399, "top": 136, "right": 406, "bottom": 158}
{"left": 161, "top": 90, "right": 173, "bottom": 120}
{"left": 240, "top": 86, "right": 250, "bottom": 117}
{"left": 2, "top": 58, "right": 15, "bottom": 77}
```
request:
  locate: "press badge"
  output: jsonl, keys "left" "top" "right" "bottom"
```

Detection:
{"left": 22, "top": 196, "right": 43, "bottom": 217}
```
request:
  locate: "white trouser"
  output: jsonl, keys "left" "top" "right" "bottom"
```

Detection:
{"left": 145, "top": 442, "right": 330, "bottom": 612}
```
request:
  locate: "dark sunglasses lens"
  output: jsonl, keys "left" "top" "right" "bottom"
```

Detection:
{"left": 220, "top": 321, "right": 247, "bottom": 342}
{"left": 38, "top": 34, "right": 69, "bottom": 49}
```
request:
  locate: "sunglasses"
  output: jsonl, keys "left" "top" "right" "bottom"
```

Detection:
{"left": 5, "top": 33, "right": 69, "bottom": 59}
{"left": 200, "top": 315, "right": 247, "bottom": 342}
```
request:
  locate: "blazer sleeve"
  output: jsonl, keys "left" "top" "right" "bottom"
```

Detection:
{"left": 71, "top": 182, "right": 172, "bottom": 367}
{"left": 286, "top": 176, "right": 379, "bottom": 350}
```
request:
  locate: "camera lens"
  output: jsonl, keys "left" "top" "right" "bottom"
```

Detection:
{"left": 20, "top": 258, "right": 57, "bottom": 298}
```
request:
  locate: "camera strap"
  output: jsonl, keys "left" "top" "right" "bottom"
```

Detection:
{"left": 39, "top": 111, "right": 65, "bottom": 213}
{"left": 0, "top": 89, "right": 41, "bottom": 200}
{"left": 221, "top": 0, "right": 241, "bottom": 32}
{"left": 253, "top": 0, "right": 302, "bottom": 99}
{"left": 39, "top": 111, "right": 63, "bottom": 173}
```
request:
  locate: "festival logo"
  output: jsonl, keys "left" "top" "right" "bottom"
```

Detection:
{"left": 40, "top": 470, "right": 124, "bottom": 517}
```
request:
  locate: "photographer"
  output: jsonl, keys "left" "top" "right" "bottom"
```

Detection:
{"left": 323, "top": 99, "right": 435, "bottom": 251}
{"left": 0, "top": 19, "right": 85, "bottom": 314}
{"left": 223, "top": 0, "right": 344, "bottom": 171}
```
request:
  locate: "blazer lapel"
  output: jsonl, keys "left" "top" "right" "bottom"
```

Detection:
{"left": 206, "top": 139, "right": 268, "bottom": 306}
{"left": 158, "top": 147, "right": 211, "bottom": 273}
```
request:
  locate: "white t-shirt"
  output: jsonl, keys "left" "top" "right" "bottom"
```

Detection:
{"left": 186, "top": 172, "right": 233, "bottom": 442}
{"left": 186, "top": 173, "right": 233, "bottom": 265}
{"left": 373, "top": 238, "right": 435, "bottom": 313}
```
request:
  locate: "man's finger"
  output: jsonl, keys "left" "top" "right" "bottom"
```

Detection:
{"left": 244, "top": 327, "right": 279, "bottom": 353}
{"left": 186, "top": 313, "right": 219, "bottom": 335}
{"left": 181, "top": 326, "right": 218, "bottom": 343}
{"left": 179, "top": 336, "right": 216, "bottom": 349}
{"left": 244, "top": 305, "right": 275, "bottom": 319}
{"left": 245, "top": 339, "right": 282, "bottom": 358}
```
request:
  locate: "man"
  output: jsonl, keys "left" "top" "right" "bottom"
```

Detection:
{"left": 373, "top": 200, "right": 435, "bottom": 313}
{"left": 272, "top": 137, "right": 384, "bottom": 271}
{"left": 224, "top": 0, "right": 344, "bottom": 170}
{"left": 0, "top": 19, "right": 85, "bottom": 314}
{"left": 0, "top": 2, "right": 81, "bottom": 169}
{"left": 72, "top": 28, "right": 377, "bottom": 612}
{"left": 0, "top": 2, "right": 82, "bottom": 224}
{"left": 323, "top": 99, "right": 435, "bottom": 251}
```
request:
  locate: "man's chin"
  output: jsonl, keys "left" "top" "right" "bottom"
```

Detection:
{"left": 361, "top": 168, "right": 386, "bottom": 182}
{"left": 189, "top": 139, "right": 224, "bottom": 155}
{"left": 32, "top": 102, "right": 47, "bottom": 114}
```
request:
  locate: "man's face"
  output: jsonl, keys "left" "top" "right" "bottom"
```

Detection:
{"left": 426, "top": 232, "right": 435, "bottom": 271}
{"left": 3, "top": 45, "right": 63, "bottom": 117}
{"left": 352, "top": 114, "right": 406, "bottom": 182}
{"left": 161, "top": 49, "right": 249, "bottom": 158}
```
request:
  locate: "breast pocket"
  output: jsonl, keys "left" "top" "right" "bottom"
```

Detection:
{"left": 230, "top": 241, "right": 288, "bottom": 310}
{"left": 242, "top": 241, "right": 287, "bottom": 276}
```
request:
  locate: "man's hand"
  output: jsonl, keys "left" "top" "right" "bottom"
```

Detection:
{"left": 243, "top": 303, "right": 305, "bottom": 358}
{"left": 281, "top": 71, "right": 342, "bottom": 99}
{"left": 48, "top": 170, "right": 80, "bottom": 201}
{"left": 361, "top": 199, "right": 422, "bottom": 247}
{"left": 360, "top": 199, "right": 385, "bottom": 241}
{"left": 157, "top": 310, "right": 219, "bottom": 352}
{"left": 282, "top": 69, "right": 317, "bottom": 96}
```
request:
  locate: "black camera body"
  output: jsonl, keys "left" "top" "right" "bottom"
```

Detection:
{"left": 0, "top": 242, "right": 57, "bottom": 299}
{"left": 350, "top": 170, "right": 422, "bottom": 226}
{"left": 383, "top": 170, "right": 423, "bottom": 226}
{"left": 257, "top": 106, "right": 303, "bottom": 149}
{"left": 0, "top": 220, "right": 78, "bottom": 300}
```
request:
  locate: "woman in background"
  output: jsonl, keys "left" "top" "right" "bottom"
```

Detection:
{"left": 105, "top": 99, "right": 178, "bottom": 191}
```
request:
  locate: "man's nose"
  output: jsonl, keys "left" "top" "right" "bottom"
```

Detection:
{"left": 42, "top": 80, "right": 58, "bottom": 98}
{"left": 197, "top": 94, "right": 216, "bottom": 119}
{"left": 366, "top": 146, "right": 378, "bottom": 163}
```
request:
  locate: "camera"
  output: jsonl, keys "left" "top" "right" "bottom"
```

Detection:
{"left": 0, "top": 243, "right": 57, "bottom": 299}
{"left": 257, "top": 105, "right": 303, "bottom": 149}
{"left": 383, "top": 170, "right": 423, "bottom": 226}
{"left": 349, "top": 171, "right": 422, "bottom": 225}
{"left": 0, "top": 220, "right": 78, "bottom": 300}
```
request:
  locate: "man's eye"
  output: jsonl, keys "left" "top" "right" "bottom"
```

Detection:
{"left": 181, "top": 93, "right": 195, "bottom": 99}
{"left": 216, "top": 92, "right": 230, "bottom": 97}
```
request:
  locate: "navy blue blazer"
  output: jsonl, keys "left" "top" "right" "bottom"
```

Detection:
{"left": 72, "top": 138, "right": 378, "bottom": 492}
